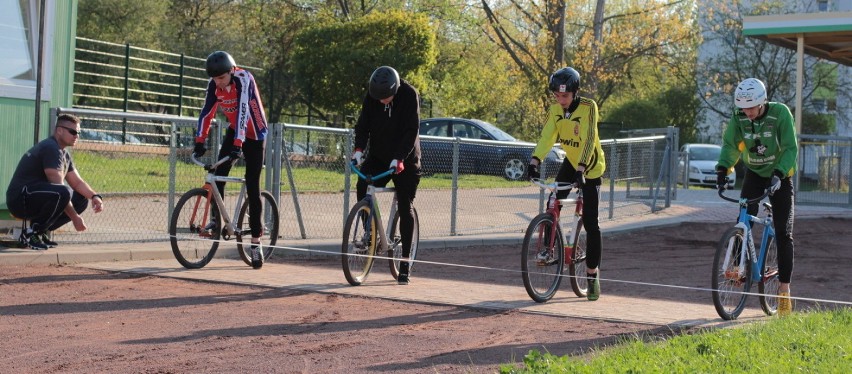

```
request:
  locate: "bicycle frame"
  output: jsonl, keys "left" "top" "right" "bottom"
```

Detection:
{"left": 532, "top": 179, "right": 580, "bottom": 262}
{"left": 720, "top": 189, "right": 775, "bottom": 283}
{"left": 350, "top": 164, "right": 398, "bottom": 260}
{"left": 191, "top": 154, "right": 246, "bottom": 239}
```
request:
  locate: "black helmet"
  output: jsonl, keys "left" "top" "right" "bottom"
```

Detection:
{"left": 549, "top": 67, "right": 580, "bottom": 94}
{"left": 205, "top": 51, "right": 235, "bottom": 77}
{"left": 368, "top": 66, "right": 400, "bottom": 100}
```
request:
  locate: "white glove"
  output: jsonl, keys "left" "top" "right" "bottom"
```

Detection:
{"left": 351, "top": 150, "right": 364, "bottom": 166}
{"left": 389, "top": 159, "right": 404, "bottom": 174}
{"left": 769, "top": 173, "right": 782, "bottom": 195}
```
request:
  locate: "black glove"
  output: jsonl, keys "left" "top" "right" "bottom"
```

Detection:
{"left": 193, "top": 142, "right": 206, "bottom": 157}
{"left": 716, "top": 166, "right": 728, "bottom": 190}
{"left": 229, "top": 146, "right": 242, "bottom": 160}
{"left": 769, "top": 170, "right": 784, "bottom": 195}
{"left": 527, "top": 163, "right": 540, "bottom": 180}
{"left": 574, "top": 170, "right": 586, "bottom": 188}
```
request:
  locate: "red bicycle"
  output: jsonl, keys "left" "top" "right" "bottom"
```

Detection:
{"left": 521, "top": 179, "right": 588, "bottom": 302}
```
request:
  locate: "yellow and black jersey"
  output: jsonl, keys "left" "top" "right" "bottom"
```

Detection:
{"left": 532, "top": 98, "right": 606, "bottom": 179}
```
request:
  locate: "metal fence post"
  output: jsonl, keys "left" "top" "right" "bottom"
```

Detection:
{"left": 178, "top": 54, "right": 185, "bottom": 116}
{"left": 608, "top": 140, "right": 618, "bottom": 219}
{"left": 450, "top": 137, "right": 460, "bottom": 236}
{"left": 343, "top": 129, "right": 354, "bottom": 230}
{"left": 168, "top": 122, "right": 178, "bottom": 227}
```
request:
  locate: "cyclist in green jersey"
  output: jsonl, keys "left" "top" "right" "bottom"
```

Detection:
{"left": 528, "top": 67, "right": 606, "bottom": 301}
{"left": 716, "top": 77, "right": 798, "bottom": 316}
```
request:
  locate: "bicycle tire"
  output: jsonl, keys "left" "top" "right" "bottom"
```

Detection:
{"left": 758, "top": 235, "right": 780, "bottom": 316}
{"left": 567, "top": 220, "right": 588, "bottom": 298}
{"left": 389, "top": 207, "right": 419, "bottom": 280}
{"left": 521, "top": 213, "right": 564, "bottom": 303}
{"left": 236, "top": 191, "right": 280, "bottom": 266}
{"left": 342, "top": 200, "right": 378, "bottom": 286}
{"left": 711, "top": 227, "right": 753, "bottom": 320}
{"left": 170, "top": 188, "right": 220, "bottom": 269}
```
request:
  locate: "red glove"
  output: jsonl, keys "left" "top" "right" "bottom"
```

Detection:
{"left": 390, "top": 159, "right": 405, "bottom": 174}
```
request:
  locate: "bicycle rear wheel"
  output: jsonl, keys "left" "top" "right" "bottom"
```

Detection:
{"left": 342, "top": 200, "right": 378, "bottom": 286}
{"left": 567, "top": 220, "right": 588, "bottom": 298}
{"left": 521, "top": 213, "right": 564, "bottom": 303}
{"left": 389, "top": 207, "right": 419, "bottom": 280}
{"left": 170, "top": 188, "right": 220, "bottom": 269}
{"left": 758, "top": 235, "right": 780, "bottom": 316}
{"left": 236, "top": 191, "right": 280, "bottom": 266}
{"left": 711, "top": 227, "right": 753, "bottom": 320}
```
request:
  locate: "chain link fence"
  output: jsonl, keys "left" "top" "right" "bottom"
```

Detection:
{"left": 49, "top": 108, "right": 678, "bottom": 244}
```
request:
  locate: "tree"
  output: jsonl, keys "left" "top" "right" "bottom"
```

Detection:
{"left": 291, "top": 10, "right": 437, "bottom": 122}
{"left": 696, "top": 0, "right": 850, "bottom": 137}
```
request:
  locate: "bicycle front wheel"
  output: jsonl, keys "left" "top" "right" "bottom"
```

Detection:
{"left": 567, "top": 220, "right": 588, "bottom": 298}
{"left": 236, "top": 191, "right": 280, "bottom": 266}
{"left": 521, "top": 213, "right": 564, "bottom": 303}
{"left": 758, "top": 235, "right": 780, "bottom": 316}
{"left": 711, "top": 227, "right": 753, "bottom": 320}
{"left": 389, "top": 207, "right": 419, "bottom": 280}
{"left": 342, "top": 200, "right": 378, "bottom": 286}
{"left": 170, "top": 188, "right": 220, "bottom": 269}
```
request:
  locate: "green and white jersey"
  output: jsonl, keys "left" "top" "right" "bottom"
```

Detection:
{"left": 717, "top": 102, "right": 798, "bottom": 178}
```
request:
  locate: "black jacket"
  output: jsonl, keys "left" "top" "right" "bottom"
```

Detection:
{"left": 354, "top": 80, "right": 421, "bottom": 168}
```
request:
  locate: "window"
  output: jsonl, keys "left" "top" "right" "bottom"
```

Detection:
{"left": 817, "top": 0, "right": 829, "bottom": 12}
{"left": 420, "top": 120, "right": 449, "bottom": 136}
{"left": 0, "top": 0, "right": 53, "bottom": 100}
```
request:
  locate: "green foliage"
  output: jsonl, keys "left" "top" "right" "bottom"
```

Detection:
{"left": 501, "top": 308, "right": 852, "bottom": 373}
{"left": 801, "top": 111, "right": 836, "bottom": 135}
{"left": 604, "top": 85, "right": 702, "bottom": 145}
{"left": 291, "top": 10, "right": 437, "bottom": 117}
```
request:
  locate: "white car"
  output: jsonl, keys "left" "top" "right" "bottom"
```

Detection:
{"left": 679, "top": 143, "right": 737, "bottom": 187}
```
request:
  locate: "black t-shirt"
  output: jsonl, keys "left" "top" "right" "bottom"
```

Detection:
{"left": 6, "top": 137, "right": 74, "bottom": 197}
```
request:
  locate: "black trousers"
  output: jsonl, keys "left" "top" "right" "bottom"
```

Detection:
{"left": 554, "top": 159, "right": 603, "bottom": 270}
{"left": 7, "top": 183, "right": 89, "bottom": 233}
{"left": 356, "top": 159, "right": 421, "bottom": 258}
{"left": 740, "top": 168, "right": 795, "bottom": 283}
{"left": 213, "top": 128, "right": 266, "bottom": 238}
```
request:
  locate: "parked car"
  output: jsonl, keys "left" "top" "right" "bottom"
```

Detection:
{"left": 419, "top": 117, "right": 565, "bottom": 180}
{"left": 679, "top": 143, "right": 737, "bottom": 187}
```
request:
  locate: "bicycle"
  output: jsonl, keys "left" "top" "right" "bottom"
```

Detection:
{"left": 342, "top": 162, "right": 420, "bottom": 286}
{"left": 521, "top": 178, "right": 588, "bottom": 302}
{"left": 169, "top": 154, "right": 280, "bottom": 269}
{"left": 711, "top": 186, "right": 780, "bottom": 320}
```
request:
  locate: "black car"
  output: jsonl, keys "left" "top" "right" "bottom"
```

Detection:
{"left": 419, "top": 117, "right": 565, "bottom": 180}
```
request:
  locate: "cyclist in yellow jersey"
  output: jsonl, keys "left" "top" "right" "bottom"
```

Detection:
{"left": 528, "top": 67, "right": 606, "bottom": 301}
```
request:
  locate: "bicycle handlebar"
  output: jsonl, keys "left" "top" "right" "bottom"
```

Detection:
{"left": 530, "top": 178, "right": 576, "bottom": 191}
{"left": 349, "top": 161, "right": 396, "bottom": 181}
{"left": 718, "top": 186, "right": 770, "bottom": 204}
{"left": 190, "top": 153, "right": 238, "bottom": 171}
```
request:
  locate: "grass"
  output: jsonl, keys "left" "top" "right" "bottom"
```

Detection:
{"left": 73, "top": 151, "right": 531, "bottom": 194}
{"left": 500, "top": 308, "right": 852, "bottom": 373}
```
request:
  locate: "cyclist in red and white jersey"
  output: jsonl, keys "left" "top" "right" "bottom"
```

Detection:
{"left": 193, "top": 51, "right": 269, "bottom": 269}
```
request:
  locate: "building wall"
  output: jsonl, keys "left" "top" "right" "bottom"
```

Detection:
{"left": 696, "top": 0, "right": 852, "bottom": 142}
{"left": 0, "top": 0, "right": 77, "bottom": 217}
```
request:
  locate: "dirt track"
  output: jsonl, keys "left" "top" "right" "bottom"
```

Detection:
{"left": 1, "top": 218, "right": 850, "bottom": 373}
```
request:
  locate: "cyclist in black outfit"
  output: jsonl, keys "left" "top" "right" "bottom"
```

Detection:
{"left": 352, "top": 66, "right": 422, "bottom": 285}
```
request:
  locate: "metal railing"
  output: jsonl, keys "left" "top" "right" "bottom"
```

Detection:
{"left": 49, "top": 108, "right": 679, "bottom": 244}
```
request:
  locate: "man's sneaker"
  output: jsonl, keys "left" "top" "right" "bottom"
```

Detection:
{"left": 39, "top": 233, "right": 58, "bottom": 248}
{"left": 536, "top": 249, "right": 556, "bottom": 266}
{"left": 778, "top": 291, "right": 793, "bottom": 317}
{"left": 397, "top": 262, "right": 410, "bottom": 285}
{"left": 203, "top": 219, "right": 218, "bottom": 232}
{"left": 250, "top": 243, "right": 263, "bottom": 270}
{"left": 587, "top": 272, "right": 600, "bottom": 301}
{"left": 19, "top": 229, "right": 48, "bottom": 250}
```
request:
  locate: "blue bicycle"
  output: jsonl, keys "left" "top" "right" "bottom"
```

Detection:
{"left": 711, "top": 186, "right": 780, "bottom": 320}
{"left": 341, "top": 163, "right": 420, "bottom": 286}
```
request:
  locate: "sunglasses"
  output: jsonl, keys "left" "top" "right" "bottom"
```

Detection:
{"left": 58, "top": 126, "right": 80, "bottom": 136}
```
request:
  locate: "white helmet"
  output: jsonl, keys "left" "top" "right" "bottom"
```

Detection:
{"left": 734, "top": 78, "right": 767, "bottom": 109}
